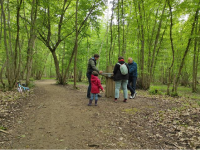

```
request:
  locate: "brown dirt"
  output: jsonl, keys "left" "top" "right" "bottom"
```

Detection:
{"left": 0, "top": 79, "right": 191, "bottom": 149}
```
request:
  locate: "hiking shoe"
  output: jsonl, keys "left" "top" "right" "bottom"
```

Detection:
{"left": 114, "top": 99, "right": 117, "bottom": 103}
{"left": 129, "top": 95, "right": 133, "bottom": 99}
{"left": 132, "top": 92, "right": 137, "bottom": 99}
{"left": 95, "top": 100, "right": 98, "bottom": 106}
{"left": 123, "top": 99, "right": 127, "bottom": 103}
{"left": 88, "top": 100, "right": 92, "bottom": 106}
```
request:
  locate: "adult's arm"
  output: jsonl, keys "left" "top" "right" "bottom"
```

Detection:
{"left": 89, "top": 59, "right": 99, "bottom": 73}
{"left": 113, "top": 64, "right": 119, "bottom": 75}
{"left": 129, "top": 64, "right": 134, "bottom": 74}
{"left": 126, "top": 63, "right": 130, "bottom": 74}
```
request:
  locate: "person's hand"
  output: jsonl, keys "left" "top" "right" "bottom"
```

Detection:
{"left": 99, "top": 71, "right": 103, "bottom": 74}
{"left": 102, "top": 89, "right": 105, "bottom": 92}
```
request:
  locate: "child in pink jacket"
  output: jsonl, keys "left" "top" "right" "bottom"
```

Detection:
{"left": 88, "top": 71, "right": 104, "bottom": 106}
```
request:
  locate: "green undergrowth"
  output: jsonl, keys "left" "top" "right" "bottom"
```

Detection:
{"left": 0, "top": 125, "right": 7, "bottom": 130}
{"left": 148, "top": 84, "right": 200, "bottom": 100}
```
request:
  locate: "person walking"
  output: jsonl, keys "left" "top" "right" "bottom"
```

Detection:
{"left": 86, "top": 54, "right": 103, "bottom": 98}
{"left": 113, "top": 56, "right": 129, "bottom": 103}
{"left": 127, "top": 57, "right": 138, "bottom": 99}
{"left": 88, "top": 71, "right": 104, "bottom": 106}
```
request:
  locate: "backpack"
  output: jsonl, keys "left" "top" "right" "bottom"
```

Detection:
{"left": 117, "top": 63, "right": 128, "bottom": 75}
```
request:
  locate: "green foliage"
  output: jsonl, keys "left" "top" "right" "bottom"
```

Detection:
{"left": 149, "top": 87, "right": 163, "bottom": 95}
{"left": 170, "top": 92, "right": 179, "bottom": 97}
{"left": 0, "top": 126, "right": 7, "bottom": 131}
{"left": 197, "top": 101, "right": 200, "bottom": 107}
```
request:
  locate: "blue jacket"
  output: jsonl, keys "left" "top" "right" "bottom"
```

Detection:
{"left": 128, "top": 62, "right": 137, "bottom": 77}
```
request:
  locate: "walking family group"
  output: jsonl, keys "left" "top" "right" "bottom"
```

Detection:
{"left": 86, "top": 54, "right": 138, "bottom": 106}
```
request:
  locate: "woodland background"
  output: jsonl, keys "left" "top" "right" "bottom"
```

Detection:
{"left": 0, "top": 0, "right": 200, "bottom": 96}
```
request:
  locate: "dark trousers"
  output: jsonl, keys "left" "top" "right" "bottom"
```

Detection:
{"left": 87, "top": 73, "right": 91, "bottom": 98}
{"left": 127, "top": 76, "right": 137, "bottom": 95}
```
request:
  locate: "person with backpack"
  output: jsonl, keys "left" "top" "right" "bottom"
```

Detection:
{"left": 88, "top": 71, "right": 104, "bottom": 106}
{"left": 127, "top": 57, "right": 138, "bottom": 99}
{"left": 87, "top": 54, "right": 103, "bottom": 98}
{"left": 113, "top": 56, "right": 129, "bottom": 103}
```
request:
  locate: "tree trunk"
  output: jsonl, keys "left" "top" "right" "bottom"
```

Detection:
{"left": 109, "top": 0, "right": 114, "bottom": 64}
{"left": 73, "top": 0, "right": 79, "bottom": 88}
{"left": 122, "top": 0, "right": 125, "bottom": 56}
{"left": 192, "top": 16, "right": 198, "bottom": 92}
{"left": 166, "top": 0, "right": 175, "bottom": 95}
{"left": 26, "top": 0, "right": 38, "bottom": 86}
{"left": 150, "top": 1, "right": 166, "bottom": 81}
{"left": 138, "top": 1, "right": 146, "bottom": 89}
{"left": 147, "top": 8, "right": 159, "bottom": 73}
{"left": 14, "top": 0, "right": 22, "bottom": 84}
{"left": 0, "top": 61, "right": 6, "bottom": 89}
{"left": 118, "top": 0, "right": 120, "bottom": 56}
{"left": 51, "top": 50, "right": 62, "bottom": 83}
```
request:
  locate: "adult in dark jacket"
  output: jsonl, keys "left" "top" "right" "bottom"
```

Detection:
{"left": 113, "top": 56, "right": 129, "bottom": 103}
{"left": 127, "top": 57, "right": 137, "bottom": 99}
{"left": 86, "top": 54, "right": 103, "bottom": 98}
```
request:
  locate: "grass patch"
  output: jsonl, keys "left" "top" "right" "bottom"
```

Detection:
{"left": 0, "top": 126, "right": 7, "bottom": 131}
{"left": 149, "top": 84, "right": 200, "bottom": 100}
{"left": 148, "top": 86, "right": 163, "bottom": 95}
{"left": 123, "top": 108, "right": 139, "bottom": 115}
{"left": 197, "top": 101, "right": 200, "bottom": 107}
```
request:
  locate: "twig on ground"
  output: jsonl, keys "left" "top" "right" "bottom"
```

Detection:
{"left": 0, "top": 129, "right": 9, "bottom": 134}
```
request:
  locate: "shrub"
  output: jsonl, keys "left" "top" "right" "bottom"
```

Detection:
{"left": 170, "top": 92, "right": 179, "bottom": 97}
{"left": 149, "top": 87, "right": 162, "bottom": 95}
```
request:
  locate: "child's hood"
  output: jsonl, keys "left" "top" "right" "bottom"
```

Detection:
{"left": 91, "top": 75, "right": 99, "bottom": 83}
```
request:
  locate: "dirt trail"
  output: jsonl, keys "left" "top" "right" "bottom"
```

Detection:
{"left": 1, "top": 80, "right": 178, "bottom": 149}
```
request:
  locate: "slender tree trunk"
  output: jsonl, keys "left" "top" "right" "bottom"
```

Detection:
{"left": 167, "top": 0, "right": 175, "bottom": 95}
{"left": 26, "top": 0, "right": 38, "bottom": 86}
{"left": 0, "top": 61, "right": 6, "bottom": 89}
{"left": 118, "top": 0, "right": 120, "bottom": 57}
{"left": 192, "top": 16, "right": 199, "bottom": 92}
{"left": 62, "top": 40, "right": 65, "bottom": 77}
{"left": 74, "top": 0, "right": 79, "bottom": 88}
{"left": 147, "top": 8, "right": 159, "bottom": 73}
{"left": 7, "top": 0, "right": 13, "bottom": 58}
{"left": 109, "top": 0, "right": 114, "bottom": 64}
{"left": 138, "top": 1, "right": 145, "bottom": 89}
{"left": 150, "top": 1, "right": 166, "bottom": 81}
{"left": 51, "top": 50, "right": 62, "bottom": 83}
{"left": 122, "top": 0, "right": 125, "bottom": 56}
{"left": 14, "top": 0, "right": 22, "bottom": 83}
{"left": 152, "top": 27, "right": 166, "bottom": 77}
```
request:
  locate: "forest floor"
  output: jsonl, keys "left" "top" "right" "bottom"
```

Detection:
{"left": 0, "top": 79, "right": 200, "bottom": 149}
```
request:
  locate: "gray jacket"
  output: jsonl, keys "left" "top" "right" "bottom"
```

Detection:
{"left": 87, "top": 57, "right": 99, "bottom": 74}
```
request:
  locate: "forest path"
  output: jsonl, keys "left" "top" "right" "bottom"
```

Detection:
{"left": 1, "top": 79, "right": 177, "bottom": 149}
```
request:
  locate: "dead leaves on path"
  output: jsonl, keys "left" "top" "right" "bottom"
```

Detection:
{"left": 91, "top": 96, "right": 200, "bottom": 149}
{"left": 0, "top": 90, "right": 33, "bottom": 133}
{"left": 150, "top": 100, "right": 200, "bottom": 149}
